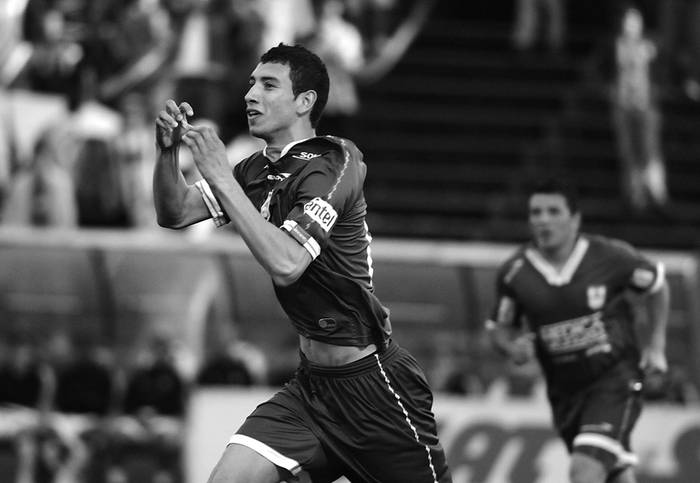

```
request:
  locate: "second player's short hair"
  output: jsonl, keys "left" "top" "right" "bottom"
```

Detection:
{"left": 527, "top": 178, "right": 580, "bottom": 214}
{"left": 260, "top": 43, "right": 329, "bottom": 128}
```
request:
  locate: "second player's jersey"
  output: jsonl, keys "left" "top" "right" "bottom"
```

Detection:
{"left": 489, "top": 234, "right": 665, "bottom": 390}
{"left": 232, "top": 135, "right": 391, "bottom": 348}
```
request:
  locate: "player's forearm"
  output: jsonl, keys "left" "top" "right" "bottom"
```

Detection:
{"left": 153, "top": 146, "right": 203, "bottom": 228}
{"left": 488, "top": 325, "right": 517, "bottom": 358}
{"left": 209, "top": 177, "right": 310, "bottom": 286}
{"left": 645, "top": 280, "right": 670, "bottom": 350}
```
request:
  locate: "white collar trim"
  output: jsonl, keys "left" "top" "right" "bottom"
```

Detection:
{"left": 525, "top": 237, "right": 590, "bottom": 286}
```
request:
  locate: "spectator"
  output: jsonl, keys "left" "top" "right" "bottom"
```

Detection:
{"left": 307, "top": 0, "right": 365, "bottom": 139}
{"left": 1, "top": 128, "right": 78, "bottom": 227}
{"left": 511, "top": 0, "right": 566, "bottom": 55}
{"left": 611, "top": 5, "right": 668, "bottom": 211}
{"left": 0, "top": 332, "right": 51, "bottom": 483}
{"left": 256, "top": 0, "right": 315, "bottom": 52}
{"left": 22, "top": 1, "right": 85, "bottom": 107}
{"left": 110, "top": 334, "right": 187, "bottom": 483}
{"left": 73, "top": 137, "right": 130, "bottom": 227}
{"left": 657, "top": 0, "right": 700, "bottom": 98}
{"left": 0, "top": 0, "right": 33, "bottom": 88}
{"left": 114, "top": 91, "right": 158, "bottom": 228}
{"left": 49, "top": 331, "right": 117, "bottom": 483}
{"left": 99, "top": 0, "right": 176, "bottom": 107}
{"left": 196, "top": 325, "right": 268, "bottom": 387}
{"left": 169, "top": 0, "right": 264, "bottom": 143}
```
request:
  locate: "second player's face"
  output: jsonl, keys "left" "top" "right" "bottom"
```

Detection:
{"left": 528, "top": 193, "right": 579, "bottom": 251}
{"left": 244, "top": 62, "right": 299, "bottom": 140}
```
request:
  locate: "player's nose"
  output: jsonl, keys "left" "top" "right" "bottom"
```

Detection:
{"left": 244, "top": 84, "right": 259, "bottom": 104}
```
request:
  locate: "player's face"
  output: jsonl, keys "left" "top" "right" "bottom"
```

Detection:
{"left": 245, "top": 62, "right": 299, "bottom": 141}
{"left": 528, "top": 193, "right": 580, "bottom": 251}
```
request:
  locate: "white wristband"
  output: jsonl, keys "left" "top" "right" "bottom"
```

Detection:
{"left": 194, "top": 180, "right": 229, "bottom": 227}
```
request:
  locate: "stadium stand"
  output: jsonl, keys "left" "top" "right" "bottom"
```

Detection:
{"left": 355, "top": 0, "right": 700, "bottom": 249}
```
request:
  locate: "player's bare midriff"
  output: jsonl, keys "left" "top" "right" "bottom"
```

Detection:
{"left": 299, "top": 335, "right": 378, "bottom": 366}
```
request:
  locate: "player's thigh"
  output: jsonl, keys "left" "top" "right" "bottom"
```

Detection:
{"left": 207, "top": 443, "right": 291, "bottom": 483}
{"left": 570, "top": 452, "right": 607, "bottom": 483}
{"left": 609, "top": 466, "right": 637, "bottom": 483}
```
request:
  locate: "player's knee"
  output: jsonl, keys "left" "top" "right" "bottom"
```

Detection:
{"left": 570, "top": 452, "right": 606, "bottom": 483}
{"left": 207, "top": 443, "right": 280, "bottom": 483}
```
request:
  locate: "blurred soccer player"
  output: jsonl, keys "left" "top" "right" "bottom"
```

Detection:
{"left": 486, "top": 179, "right": 669, "bottom": 483}
{"left": 153, "top": 43, "right": 451, "bottom": 483}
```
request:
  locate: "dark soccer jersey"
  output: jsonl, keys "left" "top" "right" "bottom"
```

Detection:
{"left": 231, "top": 136, "right": 391, "bottom": 347}
{"left": 489, "top": 234, "right": 664, "bottom": 389}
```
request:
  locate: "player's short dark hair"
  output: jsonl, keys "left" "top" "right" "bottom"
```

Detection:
{"left": 527, "top": 178, "right": 580, "bottom": 214}
{"left": 260, "top": 43, "right": 329, "bottom": 128}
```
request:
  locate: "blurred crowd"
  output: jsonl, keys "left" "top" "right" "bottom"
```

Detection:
{"left": 0, "top": 0, "right": 419, "bottom": 233}
{"left": 1, "top": 324, "right": 696, "bottom": 482}
{"left": 0, "top": 326, "right": 268, "bottom": 483}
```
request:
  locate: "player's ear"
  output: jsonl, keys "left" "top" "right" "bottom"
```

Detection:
{"left": 572, "top": 211, "right": 582, "bottom": 231}
{"left": 296, "top": 90, "right": 317, "bottom": 118}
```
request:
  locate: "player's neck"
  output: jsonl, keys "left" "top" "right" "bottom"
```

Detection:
{"left": 539, "top": 236, "right": 578, "bottom": 268}
{"left": 262, "top": 126, "right": 316, "bottom": 162}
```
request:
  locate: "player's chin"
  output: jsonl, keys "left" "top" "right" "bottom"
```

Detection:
{"left": 247, "top": 124, "right": 267, "bottom": 138}
{"left": 534, "top": 234, "right": 554, "bottom": 249}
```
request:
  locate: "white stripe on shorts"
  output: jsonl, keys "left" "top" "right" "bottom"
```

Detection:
{"left": 573, "top": 433, "right": 639, "bottom": 467}
{"left": 374, "top": 354, "right": 438, "bottom": 483}
{"left": 228, "top": 434, "right": 302, "bottom": 475}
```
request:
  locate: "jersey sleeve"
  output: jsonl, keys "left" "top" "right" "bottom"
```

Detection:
{"left": 610, "top": 239, "right": 666, "bottom": 294}
{"left": 485, "top": 258, "right": 524, "bottom": 331}
{"left": 281, "top": 148, "right": 360, "bottom": 260}
{"left": 610, "top": 240, "right": 666, "bottom": 293}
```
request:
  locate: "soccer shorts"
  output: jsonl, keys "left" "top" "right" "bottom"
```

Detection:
{"left": 230, "top": 340, "right": 451, "bottom": 483}
{"left": 549, "top": 360, "right": 643, "bottom": 472}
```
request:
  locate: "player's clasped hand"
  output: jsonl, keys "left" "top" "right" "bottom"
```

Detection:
{"left": 155, "top": 99, "right": 194, "bottom": 150}
{"left": 181, "top": 124, "right": 230, "bottom": 183}
{"left": 639, "top": 346, "right": 668, "bottom": 375}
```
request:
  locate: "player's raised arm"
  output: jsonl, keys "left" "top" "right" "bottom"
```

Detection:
{"left": 180, "top": 124, "right": 312, "bottom": 286}
{"left": 640, "top": 275, "right": 670, "bottom": 375}
{"left": 153, "top": 99, "right": 211, "bottom": 228}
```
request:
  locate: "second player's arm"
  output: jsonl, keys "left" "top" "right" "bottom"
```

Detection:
{"left": 640, "top": 279, "right": 670, "bottom": 372}
{"left": 487, "top": 320, "right": 534, "bottom": 365}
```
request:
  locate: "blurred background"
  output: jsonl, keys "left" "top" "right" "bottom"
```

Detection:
{"left": 0, "top": 0, "right": 699, "bottom": 482}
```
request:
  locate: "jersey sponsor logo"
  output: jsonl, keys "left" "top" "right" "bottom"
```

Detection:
{"left": 539, "top": 312, "right": 609, "bottom": 354}
{"left": 292, "top": 151, "right": 321, "bottom": 161}
{"left": 496, "top": 296, "right": 516, "bottom": 324}
{"left": 303, "top": 197, "right": 338, "bottom": 232}
{"left": 631, "top": 268, "right": 655, "bottom": 289}
{"left": 266, "top": 172, "right": 290, "bottom": 182}
{"left": 586, "top": 285, "right": 607, "bottom": 310}
{"left": 318, "top": 318, "right": 336, "bottom": 330}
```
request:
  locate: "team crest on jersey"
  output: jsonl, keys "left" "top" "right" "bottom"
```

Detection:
{"left": 586, "top": 285, "right": 607, "bottom": 310}
{"left": 303, "top": 197, "right": 338, "bottom": 232}
{"left": 292, "top": 151, "right": 321, "bottom": 161}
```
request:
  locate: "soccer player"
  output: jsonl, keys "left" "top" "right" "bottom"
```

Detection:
{"left": 486, "top": 179, "right": 669, "bottom": 483}
{"left": 153, "top": 44, "right": 451, "bottom": 483}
